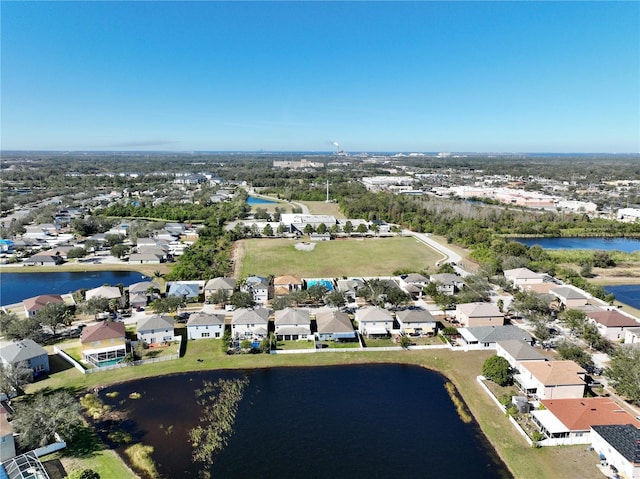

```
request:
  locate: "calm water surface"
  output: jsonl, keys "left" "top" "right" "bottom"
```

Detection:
{"left": 247, "top": 196, "right": 277, "bottom": 205}
{"left": 0, "top": 271, "right": 145, "bottom": 305}
{"left": 99, "top": 365, "right": 512, "bottom": 479}
{"left": 604, "top": 285, "right": 640, "bottom": 310}
{"left": 513, "top": 237, "right": 640, "bottom": 253}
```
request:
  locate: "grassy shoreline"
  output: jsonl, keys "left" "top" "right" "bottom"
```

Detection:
{"left": 31, "top": 345, "right": 600, "bottom": 479}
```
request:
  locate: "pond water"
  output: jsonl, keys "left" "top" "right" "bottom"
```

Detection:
{"left": 0, "top": 271, "right": 145, "bottom": 306}
{"left": 247, "top": 195, "right": 277, "bottom": 205}
{"left": 99, "top": 365, "right": 511, "bottom": 479}
{"left": 513, "top": 237, "right": 640, "bottom": 253}
{"left": 604, "top": 285, "right": 640, "bottom": 310}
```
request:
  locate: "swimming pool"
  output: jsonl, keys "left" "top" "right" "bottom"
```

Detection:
{"left": 305, "top": 279, "right": 334, "bottom": 291}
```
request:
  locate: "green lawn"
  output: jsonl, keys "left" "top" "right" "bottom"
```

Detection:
{"left": 237, "top": 236, "right": 441, "bottom": 278}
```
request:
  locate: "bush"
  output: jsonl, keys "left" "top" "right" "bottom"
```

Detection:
{"left": 482, "top": 355, "right": 511, "bottom": 386}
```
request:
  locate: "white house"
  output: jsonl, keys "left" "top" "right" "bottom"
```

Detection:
{"left": 136, "top": 315, "right": 175, "bottom": 345}
{"left": 274, "top": 308, "right": 311, "bottom": 341}
{"left": 231, "top": 307, "right": 270, "bottom": 340}
{"left": 591, "top": 424, "right": 640, "bottom": 479}
{"left": 355, "top": 307, "right": 393, "bottom": 338}
{"left": 503, "top": 268, "right": 545, "bottom": 289}
{"left": 395, "top": 309, "right": 437, "bottom": 336}
{"left": 586, "top": 310, "right": 640, "bottom": 341}
{"left": 187, "top": 312, "right": 225, "bottom": 340}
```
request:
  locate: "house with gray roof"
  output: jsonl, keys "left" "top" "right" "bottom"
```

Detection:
{"left": 204, "top": 277, "right": 237, "bottom": 302}
{"left": 551, "top": 286, "right": 589, "bottom": 308}
{"left": 315, "top": 310, "right": 356, "bottom": 342}
{"left": 591, "top": 424, "right": 640, "bottom": 479}
{"left": 136, "top": 315, "right": 175, "bottom": 345}
{"left": 274, "top": 308, "right": 311, "bottom": 340}
{"left": 429, "top": 273, "right": 464, "bottom": 295}
{"left": 167, "top": 282, "right": 200, "bottom": 300}
{"left": 231, "top": 307, "right": 270, "bottom": 340}
{"left": 395, "top": 309, "right": 437, "bottom": 335}
{"left": 355, "top": 306, "right": 393, "bottom": 338}
{"left": 129, "top": 252, "right": 163, "bottom": 264}
{"left": 187, "top": 312, "right": 226, "bottom": 340}
{"left": 496, "top": 339, "right": 547, "bottom": 372}
{"left": 459, "top": 326, "right": 533, "bottom": 349}
{"left": 0, "top": 339, "right": 49, "bottom": 379}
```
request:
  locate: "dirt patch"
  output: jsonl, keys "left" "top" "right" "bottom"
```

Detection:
{"left": 294, "top": 242, "right": 316, "bottom": 252}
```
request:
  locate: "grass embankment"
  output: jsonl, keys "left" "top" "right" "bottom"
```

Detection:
{"left": 0, "top": 261, "right": 172, "bottom": 278}
{"left": 31, "top": 339, "right": 601, "bottom": 479}
{"left": 236, "top": 236, "right": 441, "bottom": 279}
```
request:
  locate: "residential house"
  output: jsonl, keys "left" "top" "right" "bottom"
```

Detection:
{"left": 456, "top": 302, "right": 505, "bottom": 327}
{"left": 515, "top": 360, "right": 586, "bottom": 400}
{"left": 187, "top": 312, "right": 225, "bottom": 340}
{"left": 531, "top": 397, "right": 640, "bottom": 446}
{"left": 315, "top": 310, "right": 356, "bottom": 342}
{"left": 167, "top": 282, "right": 201, "bottom": 301}
{"left": 503, "top": 267, "right": 545, "bottom": 289}
{"left": 0, "top": 405, "right": 16, "bottom": 461}
{"left": 129, "top": 252, "right": 163, "bottom": 264}
{"left": 273, "top": 275, "right": 304, "bottom": 296}
{"left": 22, "top": 294, "right": 64, "bottom": 317}
{"left": 355, "top": 306, "right": 393, "bottom": 338}
{"left": 274, "top": 308, "right": 311, "bottom": 340}
{"left": 399, "top": 273, "right": 429, "bottom": 298}
{"left": 586, "top": 310, "right": 640, "bottom": 341}
{"left": 80, "top": 321, "right": 127, "bottom": 367}
{"left": 128, "top": 281, "right": 161, "bottom": 309}
{"left": 624, "top": 327, "right": 640, "bottom": 346}
{"left": 551, "top": 286, "right": 590, "bottom": 309}
{"left": 591, "top": 424, "right": 640, "bottom": 479}
{"left": 136, "top": 315, "right": 175, "bottom": 345}
{"left": 86, "top": 285, "right": 122, "bottom": 301}
{"left": 204, "top": 277, "right": 237, "bottom": 303}
{"left": 429, "top": 273, "right": 464, "bottom": 295}
{"left": 0, "top": 339, "right": 50, "bottom": 379}
{"left": 395, "top": 309, "right": 437, "bottom": 336}
{"left": 231, "top": 307, "right": 270, "bottom": 340}
{"left": 495, "top": 339, "right": 546, "bottom": 371}
{"left": 23, "top": 254, "right": 64, "bottom": 266}
{"left": 241, "top": 276, "right": 271, "bottom": 305}
{"left": 458, "top": 326, "right": 533, "bottom": 349}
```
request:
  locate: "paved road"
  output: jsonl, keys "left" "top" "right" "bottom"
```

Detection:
{"left": 403, "top": 230, "right": 469, "bottom": 276}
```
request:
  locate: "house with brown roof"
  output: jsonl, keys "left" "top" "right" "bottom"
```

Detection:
{"left": 591, "top": 424, "right": 640, "bottom": 479}
{"left": 515, "top": 360, "right": 587, "bottom": 400}
{"left": 22, "top": 294, "right": 64, "bottom": 317}
{"left": 586, "top": 310, "right": 640, "bottom": 341}
{"left": 456, "top": 302, "right": 505, "bottom": 327}
{"left": 273, "top": 275, "right": 303, "bottom": 296}
{"left": 80, "top": 321, "right": 127, "bottom": 367}
{"left": 530, "top": 397, "right": 640, "bottom": 446}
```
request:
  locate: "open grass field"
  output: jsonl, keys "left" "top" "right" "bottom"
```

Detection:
{"left": 235, "top": 236, "right": 441, "bottom": 279}
{"left": 300, "top": 200, "right": 346, "bottom": 218}
{"left": 31, "top": 339, "right": 601, "bottom": 479}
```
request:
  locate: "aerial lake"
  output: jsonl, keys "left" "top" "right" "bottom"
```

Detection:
{"left": 604, "top": 285, "right": 640, "bottom": 310}
{"left": 99, "top": 364, "right": 512, "bottom": 479}
{"left": 0, "top": 270, "right": 145, "bottom": 306}
{"left": 513, "top": 237, "right": 640, "bottom": 253}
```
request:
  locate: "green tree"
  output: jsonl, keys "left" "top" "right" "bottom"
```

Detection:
{"left": 262, "top": 224, "right": 274, "bottom": 237}
{"left": 307, "top": 284, "right": 328, "bottom": 304}
{"left": 0, "top": 361, "right": 33, "bottom": 397}
{"left": 400, "top": 335, "right": 412, "bottom": 349}
{"left": 79, "top": 296, "right": 111, "bottom": 320}
{"left": 356, "top": 223, "right": 368, "bottom": 234}
{"left": 67, "top": 247, "right": 88, "bottom": 259}
{"left": 12, "top": 390, "right": 84, "bottom": 450}
{"left": 605, "top": 346, "right": 640, "bottom": 404}
{"left": 316, "top": 223, "right": 327, "bottom": 234}
{"left": 386, "top": 287, "right": 411, "bottom": 308}
{"left": 343, "top": 221, "right": 353, "bottom": 234}
{"left": 325, "top": 290, "right": 346, "bottom": 308}
{"left": 303, "top": 223, "right": 315, "bottom": 235}
{"left": 592, "top": 251, "right": 615, "bottom": 268}
{"left": 482, "top": 355, "right": 511, "bottom": 386}
{"left": 37, "top": 302, "right": 71, "bottom": 335}
{"left": 110, "top": 243, "right": 130, "bottom": 259}
{"left": 230, "top": 291, "right": 255, "bottom": 309}
{"left": 556, "top": 340, "right": 594, "bottom": 369}
{"left": 559, "top": 309, "right": 587, "bottom": 336}
{"left": 68, "top": 469, "right": 101, "bottom": 479}
{"left": 0, "top": 314, "right": 44, "bottom": 342}
{"left": 151, "top": 295, "right": 184, "bottom": 314}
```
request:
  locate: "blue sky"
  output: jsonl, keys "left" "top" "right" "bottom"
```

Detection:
{"left": 2, "top": 1, "right": 639, "bottom": 153}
